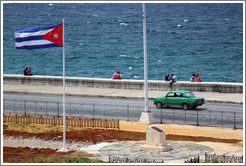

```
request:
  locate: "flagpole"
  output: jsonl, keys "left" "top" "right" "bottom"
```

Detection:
{"left": 143, "top": 3, "right": 149, "bottom": 113}
{"left": 62, "top": 19, "right": 67, "bottom": 151}
{"left": 139, "top": 3, "right": 154, "bottom": 124}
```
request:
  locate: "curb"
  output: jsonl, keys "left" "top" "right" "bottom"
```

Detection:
{"left": 3, "top": 91, "right": 243, "bottom": 105}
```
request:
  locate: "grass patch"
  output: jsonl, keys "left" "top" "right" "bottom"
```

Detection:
{"left": 4, "top": 122, "right": 87, "bottom": 133}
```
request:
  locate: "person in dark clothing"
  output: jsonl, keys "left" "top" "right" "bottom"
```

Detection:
{"left": 24, "top": 67, "right": 28, "bottom": 76}
{"left": 165, "top": 74, "right": 171, "bottom": 81}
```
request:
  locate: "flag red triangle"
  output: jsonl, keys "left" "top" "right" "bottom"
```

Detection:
{"left": 42, "top": 24, "right": 63, "bottom": 47}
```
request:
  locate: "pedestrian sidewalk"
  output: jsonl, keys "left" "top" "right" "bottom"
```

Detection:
{"left": 3, "top": 83, "right": 243, "bottom": 104}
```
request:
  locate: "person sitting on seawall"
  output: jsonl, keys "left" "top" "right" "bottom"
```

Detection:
{"left": 116, "top": 71, "right": 122, "bottom": 79}
{"left": 112, "top": 71, "right": 118, "bottom": 79}
{"left": 165, "top": 73, "right": 171, "bottom": 82}
{"left": 27, "top": 67, "right": 32, "bottom": 76}
{"left": 169, "top": 74, "right": 177, "bottom": 90}
{"left": 189, "top": 73, "right": 196, "bottom": 82}
{"left": 24, "top": 67, "right": 28, "bottom": 76}
{"left": 196, "top": 73, "right": 201, "bottom": 82}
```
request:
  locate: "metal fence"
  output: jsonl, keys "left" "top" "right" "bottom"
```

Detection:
{"left": 205, "top": 153, "right": 243, "bottom": 163}
{"left": 3, "top": 99, "right": 243, "bottom": 129}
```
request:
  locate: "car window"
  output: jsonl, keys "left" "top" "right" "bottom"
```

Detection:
{"left": 176, "top": 93, "right": 183, "bottom": 97}
{"left": 167, "top": 92, "right": 174, "bottom": 97}
{"left": 185, "top": 92, "right": 195, "bottom": 97}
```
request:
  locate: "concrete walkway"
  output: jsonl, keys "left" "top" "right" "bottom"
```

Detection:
{"left": 3, "top": 83, "right": 243, "bottom": 104}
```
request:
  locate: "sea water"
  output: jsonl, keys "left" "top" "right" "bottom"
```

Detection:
{"left": 3, "top": 3, "right": 243, "bottom": 83}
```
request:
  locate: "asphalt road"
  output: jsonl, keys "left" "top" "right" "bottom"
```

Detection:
{"left": 3, "top": 93, "right": 243, "bottom": 128}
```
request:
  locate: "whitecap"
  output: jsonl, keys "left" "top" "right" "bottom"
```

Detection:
{"left": 87, "top": 22, "right": 90, "bottom": 24}
{"left": 120, "top": 23, "right": 128, "bottom": 26}
{"left": 49, "top": 3, "right": 53, "bottom": 6}
{"left": 184, "top": 19, "right": 189, "bottom": 22}
{"left": 224, "top": 18, "right": 230, "bottom": 21}
{"left": 158, "top": 60, "right": 162, "bottom": 63}
{"left": 93, "top": 15, "right": 98, "bottom": 17}
{"left": 120, "top": 54, "right": 127, "bottom": 57}
{"left": 129, "top": 67, "right": 132, "bottom": 70}
{"left": 177, "top": 24, "right": 182, "bottom": 27}
{"left": 118, "top": 20, "right": 122, "bottom": 22}
{"left": 134, "top": 76, "right": 140, "bottom": 79}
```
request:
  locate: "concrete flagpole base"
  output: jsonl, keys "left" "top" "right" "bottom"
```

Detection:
{"left": 139, "top": 111, "right": 155, "bottom": 124}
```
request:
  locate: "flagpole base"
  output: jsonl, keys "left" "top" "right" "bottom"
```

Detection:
{"left": 139, "top": 111, "right": 155, "bottom": 125}
{"left": 57, "top": 147, "right": 68, "bottom": 152}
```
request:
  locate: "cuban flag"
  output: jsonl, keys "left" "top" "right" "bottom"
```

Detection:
{"left": 15, "top": 24, "right": 63, "bottom": 49}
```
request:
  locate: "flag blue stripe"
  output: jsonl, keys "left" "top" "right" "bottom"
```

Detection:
{"left": 15, "top": 24, "right": 61, "bottom": 33}
{"left": 15, "top": 35, "right": 43, "bottom": 42}
{"left": 16, "top": 43, "right": 61, "bottom": 50}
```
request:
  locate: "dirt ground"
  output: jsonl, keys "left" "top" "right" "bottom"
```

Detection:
{"left": 3, "top": 123, "right": 244, "bottom": 163}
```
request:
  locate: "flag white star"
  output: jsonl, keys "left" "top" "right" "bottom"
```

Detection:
{"left": 53, "top": 33, "right": 59, "bottom": 39}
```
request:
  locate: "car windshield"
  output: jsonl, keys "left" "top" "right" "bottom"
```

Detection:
{"left": 185, "top": 92, "right": 195, "bottom": 97}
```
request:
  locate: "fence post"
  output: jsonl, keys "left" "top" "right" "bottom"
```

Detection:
{"left": 172, "top": 109, "right": 174, "bottom": 122}
{"left": 93, "top": 104, "right": 95, "bottom": 118}
{"left": 196, "top": 110, "right": 199, "bottom": 126}
{"left": 35, "top": 101, "right": 37, "bottom": 116}
{"left": 70, "top": 103, "right": 71, "bottom": 117}
{"left": 160, "top": 108, "right": 163, "bottom": 124}
{"left": 233, "top": 112, "right": 236, "bottom": 130}
{"left": 221, "top": 111, "right": 223, "bottom": 126}
{"left": 13, "top": 100, "right": 15, "bottom": 114}
{"left": 24, "top": 100, "right": 26, "bottom": 115}
{"left": 127, "top": 105, "right": 129, "bottom": 121}
{"left": 57, "top": 102, "right": 59, "bottom": 117}
{"left": 184, "top": 109, "right": 186, "bottom": 123}
{"left": 46, "top": 101, "right": 48, "bottom": 116}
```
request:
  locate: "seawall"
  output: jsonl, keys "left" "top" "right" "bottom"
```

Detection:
{"left": 3, "top": 74, "right": 243, "bottom": 93}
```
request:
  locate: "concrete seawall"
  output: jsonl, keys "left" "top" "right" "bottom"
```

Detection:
{"left": 3, "top": 74, "right": 243, "bottom": 93}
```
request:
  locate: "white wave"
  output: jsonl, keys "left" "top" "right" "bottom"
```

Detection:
{"left": 129, "top": 67, "right": 132, "bottom": 70}
{"left": 134, "top": 75, "right": 140, "bottom": 79}
{"left": 93, "top": 15, "right": 98, "bottom": 17}
{"left": 158, "top": 60, "right": 162, "bottom": 63}
{"left": 184, "top": 19, "right": 189, "bottom": 22}
{"left": 87, "top": 22, "right": 90, "bottom": 24}
{"left": 120, "top": 23, "right": 128, "bottom": 26}
{"left": 177, "top": 24, "right": 182, "bottom": 27}
{"left": 120, "top": 54, "right": 127, "bottom": 57}
{"left": 49, "top": 3, "right": 53, "bottom": 6}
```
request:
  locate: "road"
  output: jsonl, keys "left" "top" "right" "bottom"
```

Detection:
{"left": 3, "top": 93, "right": 243, "bottom": 128}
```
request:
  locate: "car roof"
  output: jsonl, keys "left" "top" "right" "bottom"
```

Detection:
{"left": 168, "top": 90, "right": 191, "bottom": 93}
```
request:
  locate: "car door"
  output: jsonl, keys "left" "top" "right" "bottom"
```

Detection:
{"left": 174, "top": 92, "right": 185, "bottom": 106}
{"left": 166, "top": 92, "right": 175, "bottom": 105}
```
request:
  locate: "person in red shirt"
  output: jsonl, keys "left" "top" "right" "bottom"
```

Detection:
{"left": 116, "top": 71, "right": 122, "bottom": 79}
{"left": 196, "top": 74, "right": 201, "bottom": 82}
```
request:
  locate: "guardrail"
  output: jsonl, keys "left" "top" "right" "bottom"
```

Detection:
{"left": 3, "top": 99, "right": 243, "bottom": 129}
{"left": 3, "top": 74, "right": 243, "bottom": 93}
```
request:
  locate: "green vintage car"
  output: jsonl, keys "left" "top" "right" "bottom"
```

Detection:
{"left": 153, "top": 90, "right": 205, "bottom": 110}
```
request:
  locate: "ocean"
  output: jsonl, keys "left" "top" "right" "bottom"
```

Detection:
{"left": 3, "top": 3, "right": 244, "bottom": 83}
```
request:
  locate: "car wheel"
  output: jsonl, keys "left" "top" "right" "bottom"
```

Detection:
{"left": 182, "top": 103, "right": 189, "bottom": 110}
{"left": 156, "top": 102, "right": 163, "bottom": 109}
